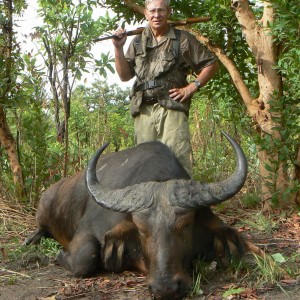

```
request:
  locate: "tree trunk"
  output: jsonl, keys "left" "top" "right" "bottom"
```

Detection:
{"left": 0, "top": 107, "right": 25, "bottom": 197}
{"left": 0, "top": 0, "right": 26, "bottom": 197}
{"left": 61, "top": 56, "right": 70, "bottom": 177}
{"left": 42, "top": 35, "right": 63, "bottom": 141}
{"left": 292, "top": 147, "right": 300, "bottom": 207}
{"left": 229, "top": 0, "right": 289, "bottom": 208}
{"left": 190, "top": 0, "right": 291, "bottom": 208}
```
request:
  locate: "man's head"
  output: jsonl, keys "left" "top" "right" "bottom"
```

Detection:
{"left": 145, "top": 0, "right": 170, "bottom": 8}
{"left": 144, "top": 0, "right": 171, "bottom": 32}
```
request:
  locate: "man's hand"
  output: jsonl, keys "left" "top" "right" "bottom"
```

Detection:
{"left": 169, "top": 83, "right": 198, "bottom": 102}
{"left": 169, "top": 62, "right": 219, "bottom": 102}
{"left": 113, "top": 28, "right": 134, "bottom": 82}
{"left": 112, "top": 28, "right": 127, "bottom": 48}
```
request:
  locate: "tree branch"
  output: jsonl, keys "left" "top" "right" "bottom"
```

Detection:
{"left": 188, "top": 29, "right": 253, "bottom": 110}
{"left": 230, "top": 0, "right": 259, "bottom": 56}
{"left": 124, "top": 0, "right": 144, "bottom": 15}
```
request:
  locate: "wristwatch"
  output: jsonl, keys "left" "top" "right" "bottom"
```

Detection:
{"left": 194, "top": 80, "right": 201, "bottom": 90}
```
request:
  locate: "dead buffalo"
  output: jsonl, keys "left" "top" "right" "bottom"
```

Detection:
{"left": 26, "top": 131, "right": 248, "bottom": 300}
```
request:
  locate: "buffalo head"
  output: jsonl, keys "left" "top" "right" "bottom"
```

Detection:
{"left": 86, "top": 131, "right": 247, "bottom": 299}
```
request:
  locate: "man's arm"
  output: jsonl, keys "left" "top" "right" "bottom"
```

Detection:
{"left": 169, "top": 60, "right": 219, "bottom": 102}
{"left": 194, "top": 61, "right": 219, "bottom": 90}
{"left": 112, "top": 29, "right": 135, "bottom": 82}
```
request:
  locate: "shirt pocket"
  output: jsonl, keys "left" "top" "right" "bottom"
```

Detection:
{"left": 135, "top": 53, "right": 150, "bottom": 79}
{"left": 152, "top": 51, "right": 175, "bottom": 77}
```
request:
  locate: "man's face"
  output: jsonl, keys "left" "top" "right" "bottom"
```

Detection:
{"left": 144, "top": 0, "right": 170, "bottom": 31}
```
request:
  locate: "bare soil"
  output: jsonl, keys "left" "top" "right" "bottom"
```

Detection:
{"left": 1, "top": 260, "right": 300, "bottom": 300}
{"left": 1, "top": 198, "right": 299, "bottom": 300}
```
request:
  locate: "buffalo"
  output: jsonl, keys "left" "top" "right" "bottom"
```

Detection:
{"left": 26, "top": 131, "right": 249, "bottom": 300}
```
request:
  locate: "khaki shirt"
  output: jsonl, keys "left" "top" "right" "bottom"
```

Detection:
{"left": 125, "top": 26, "right": 216, "bottom": 117}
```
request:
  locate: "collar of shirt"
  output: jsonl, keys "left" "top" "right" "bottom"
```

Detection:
{"left": 143, "top": 25, "right": 176, "bottom": 48}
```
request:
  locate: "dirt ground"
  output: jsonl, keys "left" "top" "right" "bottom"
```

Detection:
{"left": 1, "top": 260, "right": 299, "bottom": 300}
{"left": 0, "top": 198, "right": 299, "bottom": 300}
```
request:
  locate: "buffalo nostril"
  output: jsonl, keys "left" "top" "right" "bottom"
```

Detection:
{"left": 148, "top": 278, "right": 187, "bottom": 300}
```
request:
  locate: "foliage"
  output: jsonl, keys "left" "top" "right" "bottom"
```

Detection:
{"left": 189, "top": 0, "right": 299, "bottom": 206}
{"left": 189, "top": 91, "right": 257, "bottom": 186}
{"left": 189, "top": 259, "right": 210, "bottom": 297}
{"left": 222, "top": 287, "right": 246, "bottom": 298}
{"left": 1, "top": 49, "right": 63, "bottom": 203}
{"left": 240, "top": 192, "right": 261, "bottom": 208}
{"left": 36, "top": 0, "right": 116, "bottom": 81}
{"left": 1, "top": 0, "right": 300, "bottom": 208}
{"left": 33, "top": 0, "right": 120, "bottom": 177}
{"left": 252, "top": 254, "right": 286, "bottom": 286}
{"left": 8, "top": 237, "right": 61, "bottom": 262}
{"left": 3, "top": 237, "right": 61, "bottom": 276}
{"left": 0, "top": 0, "right": 43, "bottom": 198}
{"left": 241, "top": 211, "right": 277, "bottom": 234}
{"left": 2, "top": 76, "right": 133, "bottom": 205}
{"left": 0, "top": 0, "right": 28, "bottom": 107}
{"left": 62, "top": 78, "right": 133, "bottom": 197}
{"left": 1, "top": 3, "right": 126, "bottom": 195}
{"left": 251, "top": 0, "right": 300, "bottom": 205}
{"left": 99, "top": 0, "right": 145, "bottom": 24}
{"left": 68, "top": 81, "right": 134, "bottom": 172}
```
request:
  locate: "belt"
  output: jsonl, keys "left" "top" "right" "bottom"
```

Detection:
{"left": 142, "top": 97, "right": 159, "bottom": 105}
{"left": 135, "top": 80, "right": 164, "bottom": 92}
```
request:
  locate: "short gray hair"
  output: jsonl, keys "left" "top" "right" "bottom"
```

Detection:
{"left": 145, "top": 0, "right": 170, "bottom": 8}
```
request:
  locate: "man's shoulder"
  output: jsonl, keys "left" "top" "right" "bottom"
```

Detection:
{"left": 176, "top": 28, "right": 197, "bottom": 41}
{"left": 131, "top": 34, "right": 142, "bottom": 44}
{"left": 175, "top": 28, "right": 201, "bottom": 51}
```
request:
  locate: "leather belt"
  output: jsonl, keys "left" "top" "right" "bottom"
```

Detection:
{"left": 135, "top": 80, "right": 164, "bottom": 92}
{"left": 142, "top": 97, "right": 159, "bottom": 105}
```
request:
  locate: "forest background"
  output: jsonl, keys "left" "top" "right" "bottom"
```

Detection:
{"left": 0, "top": 0, "right": 299, "bottom": 213}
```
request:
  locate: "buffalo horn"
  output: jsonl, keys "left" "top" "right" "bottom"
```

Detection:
{"left": 86, "top": 131, "right": 247, "bottom": 211}
{"left": 85, "top": 142, "right": 156, "bottom": 213}
{"left": 169, "top": 131, "right": 248, "bottom": 207}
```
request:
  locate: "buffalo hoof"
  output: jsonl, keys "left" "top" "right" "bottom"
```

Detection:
{"left": 24, "top": 228, "right": 50, "bottom": 245}
{"left": 102, "top": 220, "right": 140, "bottom": 272}
{"left": 102, "top": 237, "right": 125, "bottom": 272}
{"left": 214, "top": 226, "right": 246, "bottom": 267}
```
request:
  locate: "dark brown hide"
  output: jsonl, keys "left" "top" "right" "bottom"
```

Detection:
{"left": 26, "top": 133, "right": 247, "bottom": 300}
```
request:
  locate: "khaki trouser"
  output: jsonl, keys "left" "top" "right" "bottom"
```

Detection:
{"left": 134, "top": 103, "right": 193, "bottom": 177}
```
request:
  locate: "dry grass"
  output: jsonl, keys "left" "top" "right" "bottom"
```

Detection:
{"left": 1, "top": 184, "right": 299, "bottom": 299}
{"left": 0, "top": 188, "right": 35, "bottom": 242}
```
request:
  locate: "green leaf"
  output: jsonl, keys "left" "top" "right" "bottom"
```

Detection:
{"left": 271, "top": 253, "right": 286, "bottom": 263}
{"left": 222, "top": 288, "right": 245, "bottom": 298}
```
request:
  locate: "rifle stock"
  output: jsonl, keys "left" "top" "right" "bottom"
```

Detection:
{"left": 93, "top": 16, "right": 211, "bottom": 43}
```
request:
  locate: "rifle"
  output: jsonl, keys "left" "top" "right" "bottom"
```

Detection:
{"left": 93, "top": 16, "right": 211, "bottom": 42}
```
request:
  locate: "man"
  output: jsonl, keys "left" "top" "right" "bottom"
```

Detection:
{"left": 112, "top": 0, "right": 218, "bottom": 176}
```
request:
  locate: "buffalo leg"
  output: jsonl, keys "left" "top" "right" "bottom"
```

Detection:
{"left": 24, "top": 228, "right": 52, "bottom": 245}
{"left": 213, "top": 226, "right": 246, "bottom": 267}
{"left": 199, "top": 210, "right": 246, "bottom": 266}
{"left": 103, "top": 219, "right": 146, "bottom": 273}
{"left": 57, "top": 232, "right": 101, "bottom": 277}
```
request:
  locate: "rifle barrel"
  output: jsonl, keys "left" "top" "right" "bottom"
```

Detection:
{"left": 93, "top": 16, "right": 211, "bottom": 43}
{"left": 93, "top": 28, "right": 144, "bottom": 42}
